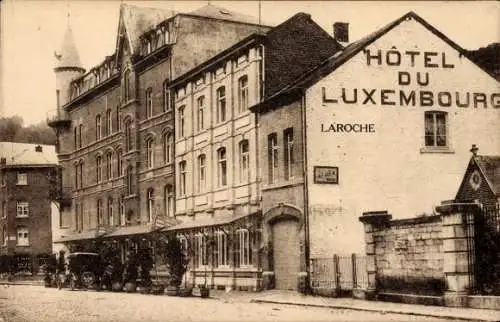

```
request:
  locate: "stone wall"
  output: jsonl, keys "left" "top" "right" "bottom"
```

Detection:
{"left": 373, "top": 215, "right": 445, "bottom": 295}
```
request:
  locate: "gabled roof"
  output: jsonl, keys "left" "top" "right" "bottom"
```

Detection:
{"left": 474, "top": 156, "right": 500, "bottom": 195}
{"left": 188, "top": 4, "right": 263, "bottom": 25}
{"left": 115, "top": 4, "right": 176, "bottom": 57}
{"left": 251, "top": 11, "right": 499, "bottom": 112}
{"left": 0, "top": 142, "right": 57, "bottom": 166}
{"left": 54, "top": 24, "right": 84, "bottom": 71}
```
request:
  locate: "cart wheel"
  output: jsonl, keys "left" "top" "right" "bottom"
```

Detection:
{"left": 82, "top": 272, "right": 95, "bottom": 289}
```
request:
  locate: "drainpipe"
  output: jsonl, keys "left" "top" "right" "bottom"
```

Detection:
{"left": 300, "top": 90, "right": 311, "bottom": 294}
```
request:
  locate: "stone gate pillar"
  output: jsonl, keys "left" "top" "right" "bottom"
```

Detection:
{"left": 436, "top": 202, "right": 478, "bottom": 308}
{"left": 359, "top": 211, "right": 392, "bottom": 300}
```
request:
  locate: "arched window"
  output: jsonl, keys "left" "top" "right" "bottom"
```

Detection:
{"left": 197, "top": 154, "right": 206, "bottom": 192}
{"left": 106, "top": 151, "right": 113, "bottom": 180}
{"left": 216, "top": 86, "right": 226, "bottom": 123}
{"left": 147, "top": 188, "right": 155, "bottom": 222}
{"left": 74, "top": 127, "right": 78, "bottom": 149}
{"left": 239, "top": 140, "right": 249, "bottom": 183}
{"left": 119, "top": 195, "right": 125, "bottom": 226}
{"left": 146, "top": 137, "right": 154, "bottom": 169}
{"left": 163, "top": 132, "right": 173, "bottom": 164}
{"left": 164, "top": 185, "right": 174, "bottom": 217}
{"left": 146, "top": 87, "right": 153, "bottom": 118}
{"left": 178, "top": 105, "right": 185, "bottom": 138}
{"left": 116, "top": 149, "right": 123, "bottom": 177}
{"left": 97, "top": 199, "right": 103, "bottom": 226}
{"left": 238, "top": 75, "right": 248, "bottom": 113}
{"left": 107, "top": 197, "right": 114, "bottom": 226}
{"left": 96, "top": 114, "right": 102, "bottom": 141}
{"left": 126, "top": 166, "right": 133, "bottom": 195}
{"left": 179, "top": 161, "right": 187, "bottom": 196}
{"left": 197, "top": 96, "right": 205, "bottom": 132}
{"left": 106, "top": 109, "right": 112, "bottom": 135}
{"left": 123, "top": 69, "right": 131, "bottom": 102}
{"left": 124, "top": 119, "right": 132, "bottom": 151}
{"left": 96, "top": 155, "right": 102, "bottom": 183}
{"left": 79, "top": 124, "right": 84, "bottom": 148}
{"left": 217, "top": 147, "right": 227, "bottom": 187}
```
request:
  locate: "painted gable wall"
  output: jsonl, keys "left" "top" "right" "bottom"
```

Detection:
{"left": 305, "top": 17, "right": 500, "bottom": 256}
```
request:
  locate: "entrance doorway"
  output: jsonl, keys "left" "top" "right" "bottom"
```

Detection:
{"left": 272, "top": 219, "right": 300, "bottom": 290}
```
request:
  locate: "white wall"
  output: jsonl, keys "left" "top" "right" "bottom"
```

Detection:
{"left": 51, "top": 202, "right": 70, "bottom": 255}
{"left": 305, "top": 18, "right": 500, "bottom": 256}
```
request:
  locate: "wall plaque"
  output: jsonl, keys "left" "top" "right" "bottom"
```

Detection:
{"left": 313, "top": 166, "right": 339, "bottom": 184}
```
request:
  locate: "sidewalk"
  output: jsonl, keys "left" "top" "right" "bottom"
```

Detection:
{"left": 240, "top": 290, "right": 499, "bottom": 322}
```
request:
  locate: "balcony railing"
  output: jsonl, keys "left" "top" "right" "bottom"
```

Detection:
{"left": 47, "top": 109, "right": 71, "bottom": 128}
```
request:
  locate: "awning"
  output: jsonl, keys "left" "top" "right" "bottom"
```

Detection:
{"left": 54, "top": 230, "right": 107, "bottom": 243}
{"left": 164, "top": 212, "right": 258, "bottom": 232}
{"left": 103, "top": 218, "right": 180, "bottom": 238}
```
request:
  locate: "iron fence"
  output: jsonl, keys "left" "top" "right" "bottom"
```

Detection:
{"left": 310, "top": 254, "right": 368, "bottom": 294}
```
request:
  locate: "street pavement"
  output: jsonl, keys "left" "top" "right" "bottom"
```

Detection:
{"left": 0, "top": 285, "right": 461, "bottom": 322}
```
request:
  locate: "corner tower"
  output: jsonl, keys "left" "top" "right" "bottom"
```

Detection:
{"left": 53, "top": 22, "right": 85, "bottom": 108}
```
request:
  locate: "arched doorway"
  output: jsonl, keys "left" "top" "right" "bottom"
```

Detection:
{"left": 272, "top": 218, "right": 300, "bottom": 290}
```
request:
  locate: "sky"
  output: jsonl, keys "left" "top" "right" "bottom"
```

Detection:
{"left": 0, "top": 0, "right": 498, "bottom": 125}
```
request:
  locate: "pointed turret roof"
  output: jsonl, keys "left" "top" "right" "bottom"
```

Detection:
{"left": 55, "top": 24, "right": 84, "bottom": 70}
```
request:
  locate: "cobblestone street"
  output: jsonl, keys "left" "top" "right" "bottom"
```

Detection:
{"left": 0, "top": 285, "right": 463, "bottom": 322}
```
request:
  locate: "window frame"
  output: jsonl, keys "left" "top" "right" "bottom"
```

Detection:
{"left": 146, "top": 138, "right": 154, "bottom": 169}
{"left": 284, "top": 128, "right": 294, "bottom": 181}
{"left": 178, "top": 105, "right": 185, "bottom": 138}
{"left": 96, "top": 155, "right": 102, "bottom": 183}
{"left": 237, "top": 229, "right": 252, "bottom": 267}
{"left": 217, "top": 147, "right": 227, "bottom": 187}
{"left": 16, "top": 227, "right": 29, "bottom": 247}
{"left": 147, "top": 188, "right": 155, "bottom": 222}
{"left": 215, "top": 230, "right": 229, "bottom": 267}
{"left": 268, "top": 133, "right": 278, "bottom": 184}
{"left": 96, "top": 114, "right": 102, "bottom": 141}
{"left": 163, "top": 80, "right": 170, "bottom": 112}
{"left": 238, "top": 75, "right": 248, "bottom": 114}
{"left": 197, "top": 154, "right": 206, "bottom": 193}
{"left": 424, "top": 111, "right": 449, "bottom": 149}
{"left": 216, "top": 86, "right": 226, "bottom": 123}
{"left": 16, "top": 173, "right": 27, "bottom": 186}
{"left": 106, "top": 109, "right": 112, "bottom": 136}
{"left": 179, "top": 161, "right": 187, "bottom": 196}
{"left": 197, "top": 95, "right": 205, "bottom": 132}
{"left": 239, "top": 140, "right": 249, "bottom": 183}
{"left": 106, "top": 152, "right": 113, "bottom": 180}
{"left": 16, "top": 201, "right": 29, "bottom": 218}
{"left": 163, "top": 133, "right": 173, "bottom": 164}
{"left": 146, "top": 87, "right": 153, "bottom": 118}
{"left": 97, "top": 199, "right": 103, "bottom": 226}
{"left": 107, "top": 197, "right": 114, "bottom": 226}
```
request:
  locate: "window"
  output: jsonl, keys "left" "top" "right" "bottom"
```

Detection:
{"left": 117, "top": 149, "right": 123, "bottom": 176}
{"left": 16, "top": 201, "right": 29, "bottom": 218}
{"left": 2, "top": 201, "right": 7, "bottom": 219}
{"left": 424, "top": 111, "right": 448, "bottom": 148}
{"left": 106, "top": 152, "right": 113, "bottom": 180}
{"left": 178, "top": 106, "right": 185, "bottom": 138}
{"left": 17, "top": 173, "right": 27, "bottom": 185}
{"left": 195, "top": 234, "right": 207, "bottom": 267}
{"left": 74, "top": 127, "right": 78, "bottom": 149}
{"left": 197, "top": 96, "right": 205, "bottom": 132}
{"left": 217, "top": 148, "right": 227, "bottom": 187}
{"left": 97, "top": 199, "right": 103, "bottom": 226}
{"left": 216, "top": 87, "right": 226, "bottom": 123}
{"left": 197, "top": 154, "right": 206, "bottom": 193}
{"left": 238, "top": 75, "right": 248, "bottom": 113}
{"left": 163, "top": 80, "right": 170, "bottom": 112}
{"left": 106, "top": 109, "right": 112, "bottom": 135}
{"left": 107, "top": 198, "right": 114, "bottom": 226}
{"left": 146, "top": 87, "right": 153, "bottom": 118}
{"left": 74, "top": 163, "right": 79, "bottom": 189}
{"left": 239, "top": 140, "right": 249, "bottom": 183}
{"left": 236, "top": 229, "right": 252, "bottom": 267}
{"left": 163, "top": 133, "right": 173, "bottom": 164}
{"left": 2, "top": 226, "right": 6, "bottom": 246}
{"left": 164, "top": 185, "right": 174, "bottom": 217}
{"left": 96, "top": 155, "right": 102, "bottom": 183}
{"left": 75, "top": 204, "right": 81, "bottom": 232}
{"left": 79, "top": 124, "right": 83, "bottom": 148}
{"left": 179, "top": 161, "right": 186, "bottom": 196}
{"left": 147, "top": 188, "right": 155, "bottom": 222}
{"left": 116, "top": 109, "right": 121, "bottom": 131}
{"left": 284, "top": 128, "right": 294, "bottom": 180}
{"left": 16, "top": 227, "right": 29, "bottom": 246}
{"left": 126, "top": 166, "right": 133, "bottom": 195}
{"left": 119, "top": 196, "right": 125, "bottom": 226}
{"left": 96, "top": 114, "right": 102, "bottom": 140}
{"left": 78, "top": 162, "right": 83, "bottom": 188}
{"left": 215, "top": 230, "right": 229, "bottom": 267}
{"left": 268, "top": 133, "right": 278, "bottom": 184}
{"left": 146, "top": 138, "right": 154, "bottom": 169}
{"left": 125, "top": 119, "right": 132, "bottom": 151}
{"left": 123, "top": 69, "right": 131, "bottom": 102}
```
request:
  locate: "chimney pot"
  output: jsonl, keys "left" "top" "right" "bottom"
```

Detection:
{"left": 470, "top": 144, "right": 479, "bottom": 157}
{"left": 35, "top": 145, "right": 43, "bottom": 152}
{"left": 334, "top": 22, "right": 349, "bottom": 43}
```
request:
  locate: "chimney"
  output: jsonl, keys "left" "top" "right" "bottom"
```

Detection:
{"left": 35, "top": 145, "right": 43, "bottom": 152}
{"left": 470, "top": 144, "right": 479, "bottom": 157}
{"left": 333, "top": 22, "right": 349, "bottom": 43}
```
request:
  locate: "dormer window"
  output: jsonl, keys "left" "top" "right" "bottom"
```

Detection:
{"left": 164, "top": 28, "right": 170, "bottom": 44}
{"left": 146, "top": 40, "right": 152, "bottom": 55}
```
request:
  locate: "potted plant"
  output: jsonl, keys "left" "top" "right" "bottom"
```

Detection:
{"left": 162, "top": 235, "right": 188, "bottom": 296}
{"left": 199, "top": 235, "right": 214, "bottom": 298}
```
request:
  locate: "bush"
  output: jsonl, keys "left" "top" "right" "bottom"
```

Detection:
{"left": 159, "top": 235, "right": 189, "bottom": 287}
